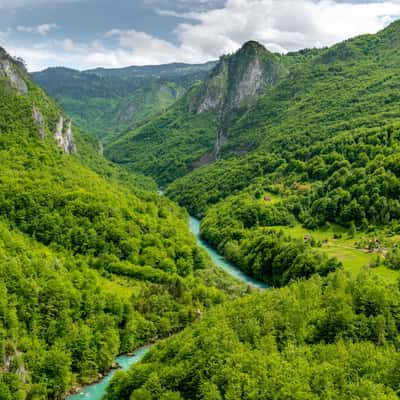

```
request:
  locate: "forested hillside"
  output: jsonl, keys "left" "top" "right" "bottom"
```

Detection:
{"left": 159, "top": 20, "right": 400, "bottom": 285}
{"left": 6, "top": 15, "right": 400, "bottom": 400}
{"left": 166, "top": 21, "right": 400, "bottom": 218}
{"left": 32, "top": 62, "right": 216, "bottom": 142}
{"left": 106, "top": 41, "right": 287, "bottom": 184}
{"left": 100, "top": 18, "right": 400, "bottom": 400}
{"left": 106, "top": 270, "right": 400, "bottom": 400}
{"left": 0, "top": 46, "right": 239, "bottom": 400}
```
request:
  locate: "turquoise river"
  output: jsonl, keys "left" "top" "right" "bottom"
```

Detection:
{"left": 66, "top": 216, "right": 267, "bottom": 399}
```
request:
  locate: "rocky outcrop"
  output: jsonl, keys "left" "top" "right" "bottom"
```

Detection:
{"left": 190, "top": 41, "right": 285, "bottom": 117}
{"left": 2, "top": 345, "right": 28, "bottom": 384}
{"left": 190, "top": 41, "right": 286, "bottom": 166}
{"left": 191, "top": 59, "right": 228, "bottom": 114}
{"left": 231, "top": 57, "right": 265, "bottom": 107}
{"left": 54, "top": 116, "right": 77, "bottom": 154}
{"left": 192, "top": 129, "right": 228, "bottom": 168}
{"left": 0, "top": 57, "right": 28, "bottom": 94}
{"left": 32, "top": 105, "right": 46, "bottom": 139}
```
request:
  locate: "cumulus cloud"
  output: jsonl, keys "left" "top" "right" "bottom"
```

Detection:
{"left": 105, "top": 29, "right": 184, "bottom": 64}
{"left": 17, "top": 24, "right": 58, "bottom": 36}
{"left": 169, "top": 0, "right": 400, "bottom": 58}
{"left": 3, "top": 0, "right": 400, "bottom": 71}
{"left": 92, "top": 0, "right": 400, "bottom": 69}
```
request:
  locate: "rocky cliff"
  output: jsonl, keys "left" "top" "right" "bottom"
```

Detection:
{"left": 0, "top": 49, "right": 28, "bottom": 94}
{"left": 54, "top": 116, "right": 77, "bottom": 154}
{"left": 189, "top": 41, "right": 287, "bottom": 164}
{"left": 190, "top": 41, "right": 286, "bottom": 117}
{"left": 105, "top": 41, "right": 289, "bottom": 183}
{"left": 1, "top": 46, "right": 77, "bottom": 153}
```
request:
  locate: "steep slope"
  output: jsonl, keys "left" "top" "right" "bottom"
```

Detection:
{"left": 106, "top": 271, "right": 400, "bottom": 400}
{"left": 164, "top": 20, "right": 400, "bottom": 285}
{"left": 96, "top": 22, "right": 400, "bottom": 400}
{"left": 0, "top": 47, "right": 239, "bottom": 400}
{"left": 32, "top": 62, "right": 216, "bottom": 142}
{"left": 167, "top": 20, "right": 400, "bottom": 215}
{"left": 106, "top": 42, "right": 287, "bottom": 185}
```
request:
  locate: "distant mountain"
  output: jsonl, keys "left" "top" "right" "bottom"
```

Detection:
{"left": 31, "top": 61, "right": 216, "bottom": 141}
{"left": 106, "top": 41, "right": 287, "bottom": 184}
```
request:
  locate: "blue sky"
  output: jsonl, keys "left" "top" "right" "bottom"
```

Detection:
{"left": 0, "top": 0, "right": 399, "bottom": 71}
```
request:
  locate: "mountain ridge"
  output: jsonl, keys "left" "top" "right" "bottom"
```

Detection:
{"left": 105, "top": 40, "right": 287, "bottom": 183}
{"left": 32, "top": 61, "right": 217, "bottom": 141}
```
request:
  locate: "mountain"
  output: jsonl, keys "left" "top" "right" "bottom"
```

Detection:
{"left": 31, "top": 61, "right": 216, "bottom": 142}
{"left": 102, "top": 23, "right": 400, "bottom": 400}
{"left": 106, "top": 21, "right": 400, "bottom": 189}
{"left": 166, "top": 20, "right": 400, "bottom": 212}
{"left": 162, "top": 20, "right": 400, "bottom": 288}
{"left": 106, "top": 41, "right": 287, "bottom": 184}
{"left": 0, "top": 46, "right": 239, "bottom": 399}
{"left": 102, "top": 20, "right": 400, "bottom": 285}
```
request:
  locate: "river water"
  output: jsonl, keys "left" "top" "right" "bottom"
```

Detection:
{"left": 189, "top": 217, "right": 268, "bottom": 290}
{"left": 67, "top": 346, "right": 151, "bottom": 399}
{"left": 66, "top": 216, "right": 267, "bottom": 399}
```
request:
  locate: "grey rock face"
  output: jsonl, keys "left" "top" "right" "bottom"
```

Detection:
{"left": 190, "top": 42, "right": 286, "bottom": 167}
{"left": 32, "top": 106, "right": 46, "bottom": 139}
{"left": 0, "top": 58, "right": 28, "bottom": 94}
{"left": 3, "top": 347, "right": 27, "bottom": 383}
{"left": 189, "top": 61, "right": 227, "bottom": 114}
{"left": 231, "top": 58, "right": 264, "bottom": 107}
{"left": 54, "top": 116, "right": 77, "bottom": 154}
{"left": 54, "top": 115, "right": 64, "bottom": 147}
{"left": 64, "top": 120, "right": 77, "bottom": 154}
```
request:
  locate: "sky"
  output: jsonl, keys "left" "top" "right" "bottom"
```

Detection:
{"left": 0, "top": 0, "right": 400, "bottom": 71}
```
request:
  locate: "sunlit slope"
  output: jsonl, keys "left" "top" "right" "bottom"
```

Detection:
{"left": 0, "top": 46, "right": 235, "bottom": 400}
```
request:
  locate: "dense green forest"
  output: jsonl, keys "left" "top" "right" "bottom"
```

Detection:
{"left": 105, "top": 270, "right": 400, "bottom": 400}
{"left": 0, "top": 47, "right": 241, "bottom": 399}
{"left": 32, "top": 62, "right": 215, "bottom": 142}
{"left": 99, "top": 20, "right": 400, "bottom": 400}
{"left": 106, "top": 41, "right": 287, "bottom": 185}
{"left": 160, "top": 21, "right": 400, "bottom": 283}
{"left": 5, "top": 16, "right": 400, "bottom": 400}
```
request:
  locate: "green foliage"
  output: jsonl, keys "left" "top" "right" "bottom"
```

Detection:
{"left": 106, "top": 94, "right": 218, "bottom": 185}
{"left": 159, "top": 25, "right": 400, "bottom": 292}
{"left": 105, "top": 271, "right": 400, "bottom": 400}
{"left": 0, "top": 49, "right": 237, "bottom": 399}
{"left": 32, "top": 63, "right": 216, "bottom": 141}
{"left": 199, "top": 193, "right": 340, "bottom": 285}
{"left": 105, "top": 42, "right": 287, "bottom": 186}
{"left": 384, "top": 248, "right": 400, "bottom": 270}
{"left": 166, "top": 153, "right": 284, "bottom": 217}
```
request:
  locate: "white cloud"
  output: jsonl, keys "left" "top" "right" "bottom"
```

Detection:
{"left": 3, "top": 0, "right": 400, "bottom": 71}
{"left": 105, "top": 29, "right": 184, "bottom": 64}
{"left": 169, "top": 0, "right": 400, "bottom": 59}
{"left": 101, "top": 0, "right": 400, "bottom": 65}
{"left": 17, "top": 24, "right": 58, "bottom": 36}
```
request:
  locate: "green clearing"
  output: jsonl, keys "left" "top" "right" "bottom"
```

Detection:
{"left": 271, "top": 224, "right": 399, "bottom": 281}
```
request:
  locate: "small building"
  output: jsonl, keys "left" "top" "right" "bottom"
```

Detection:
{"left": 264, "top": 196, "right": 272, "bottom": 203}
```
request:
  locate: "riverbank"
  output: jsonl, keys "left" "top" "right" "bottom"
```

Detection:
{"left": 66, "top": 345, "right": 153, "bottom": 400}
{"left": 65, "top": 215, "right": 267, "bottom": 400}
